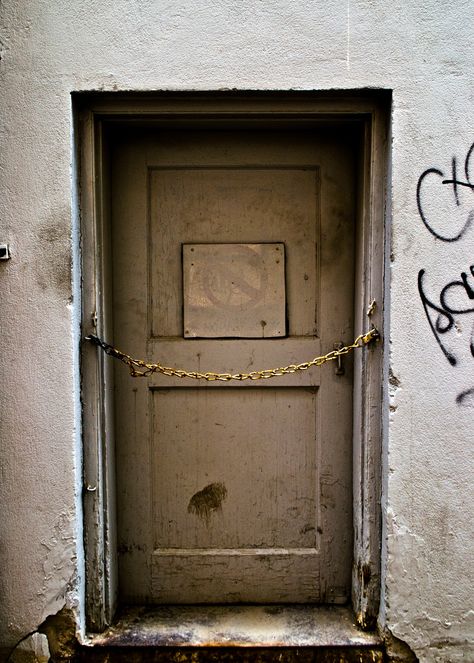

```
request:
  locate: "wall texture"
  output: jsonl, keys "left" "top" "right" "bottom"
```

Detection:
{"left": 0, "top": 1, "right": 473, "bottom": 661}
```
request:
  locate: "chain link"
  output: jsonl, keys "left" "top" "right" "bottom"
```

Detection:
{"left": 86, "top": 328, "right": 379, "bottom": 381}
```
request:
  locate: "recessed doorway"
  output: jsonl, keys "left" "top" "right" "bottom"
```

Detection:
{"left": 78, "top": 92, "right": 387, "bottom": 632}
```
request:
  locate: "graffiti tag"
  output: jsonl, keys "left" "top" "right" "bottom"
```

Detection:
{"left": 417, "top": 142, "right": 474, "bottom": 242}
{"left": 416, "top": 142, "right": 474, "bottom": 405}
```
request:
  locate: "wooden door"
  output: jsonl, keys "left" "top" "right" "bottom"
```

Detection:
{"left": 111, "top": 124, "right": 356, "bottom": 604}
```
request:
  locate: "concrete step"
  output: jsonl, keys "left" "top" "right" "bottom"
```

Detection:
{"left": 75, "top": 605, "right": 384, "bottom": 662}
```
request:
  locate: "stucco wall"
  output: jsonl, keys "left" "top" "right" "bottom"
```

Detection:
{"left": 0, "top": 1, "right": 473, "bottom": 661}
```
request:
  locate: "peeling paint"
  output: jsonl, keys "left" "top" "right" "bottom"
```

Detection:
{"left": 383, "top": 627, "right": 418, "bottom": 662}
{"left": 39, "top": 510, "right": 77, "bottom": 622}
{"left": 384, "top": 509, "right": 474, "bottom": 659}
{"left": 39, "top": 607, "right": 78, "bottom": 661}
{"left": 388, "top": 368, "right": 401, "bottom": 388}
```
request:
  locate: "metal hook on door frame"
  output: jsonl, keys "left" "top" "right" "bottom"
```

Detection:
{"left": 334, "top": 342, "right": 345, "bottom": 375}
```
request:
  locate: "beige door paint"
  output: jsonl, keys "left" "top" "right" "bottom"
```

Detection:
{"left": 111, "top": 125, "right": 356, "bottom": 605}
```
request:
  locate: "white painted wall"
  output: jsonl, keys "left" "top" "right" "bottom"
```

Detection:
{"left": 0, "top": 1, "right": 473, "bottom": 661}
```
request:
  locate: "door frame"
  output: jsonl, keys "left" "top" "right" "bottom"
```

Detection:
{"left": 76, "top": 91, "right": 390, "bottom": 633}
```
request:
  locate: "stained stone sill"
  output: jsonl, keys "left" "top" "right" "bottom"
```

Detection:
{"left": 86, "top": 605, "right": 381, "bottom": 648}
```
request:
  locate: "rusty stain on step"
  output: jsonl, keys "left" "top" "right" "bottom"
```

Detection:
{"left": 87, "top": 605, "right": 383, "bottom": 652}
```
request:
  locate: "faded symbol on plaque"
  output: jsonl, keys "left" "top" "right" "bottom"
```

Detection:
{"left": 199, "top": 244, "right": 268, "bottom": 310}
{"left": 183, "top": 243, "right": 286, "bottom": 338}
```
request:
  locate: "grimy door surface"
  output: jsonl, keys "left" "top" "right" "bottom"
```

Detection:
{"left": 111, "top": 124, "right": 356, "bottom": 605}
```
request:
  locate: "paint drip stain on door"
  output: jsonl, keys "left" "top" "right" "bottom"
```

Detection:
{"left": 188, "top": 482, "right": 228, "bottom": 526}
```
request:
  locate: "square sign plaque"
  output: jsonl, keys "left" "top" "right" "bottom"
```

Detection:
{"left": 183, "top": 243, "right": 286, "bottom": 338}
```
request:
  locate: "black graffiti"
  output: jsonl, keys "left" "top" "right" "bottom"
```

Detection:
{"left": 418, "top": 270, "right": 456, "bottom": 365}
{"left": 439, "top": 264, "right": 474, "bottom": 314}
{"left": 471, "top": 317, "right": 474, "bottom": 359}
{"left": 417, "top": 142, "right": 474, "bottom": 242}
{"left": 417, "top": 143, "right": 474, "bottom": 407}
{"left": 417, "top": 266, "right": 474, "bottom": 367}
{"left": 456, "top": 386, "right": 474, "bottom": 407}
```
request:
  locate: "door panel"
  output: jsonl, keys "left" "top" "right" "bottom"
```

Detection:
{"left": 152, "top": 388, "right": 318, "bottom": 549}
{"left": 151, "top": 387, "right": 320, "bottom": 603}
{"left": 150, "top": 167, "right": 318, "bottom": 337}
{"left": 111, "top": 126, "right": 356, "bottom": 604}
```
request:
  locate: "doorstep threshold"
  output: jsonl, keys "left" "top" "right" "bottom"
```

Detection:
{"left": 87, "top": 605, "right": 381, "bottom": 648}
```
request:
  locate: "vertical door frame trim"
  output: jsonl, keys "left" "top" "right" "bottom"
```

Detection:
{"left": 76, "top": 92, "right": 389, "bottom": 632}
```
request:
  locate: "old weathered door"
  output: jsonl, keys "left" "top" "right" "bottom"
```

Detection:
{"left": 111, "top": 124, "right": 356, "bottom": 604}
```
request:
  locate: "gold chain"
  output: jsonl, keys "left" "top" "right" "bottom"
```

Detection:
{"left": 86, "top": 328, "right": 379, "bottom": 381}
